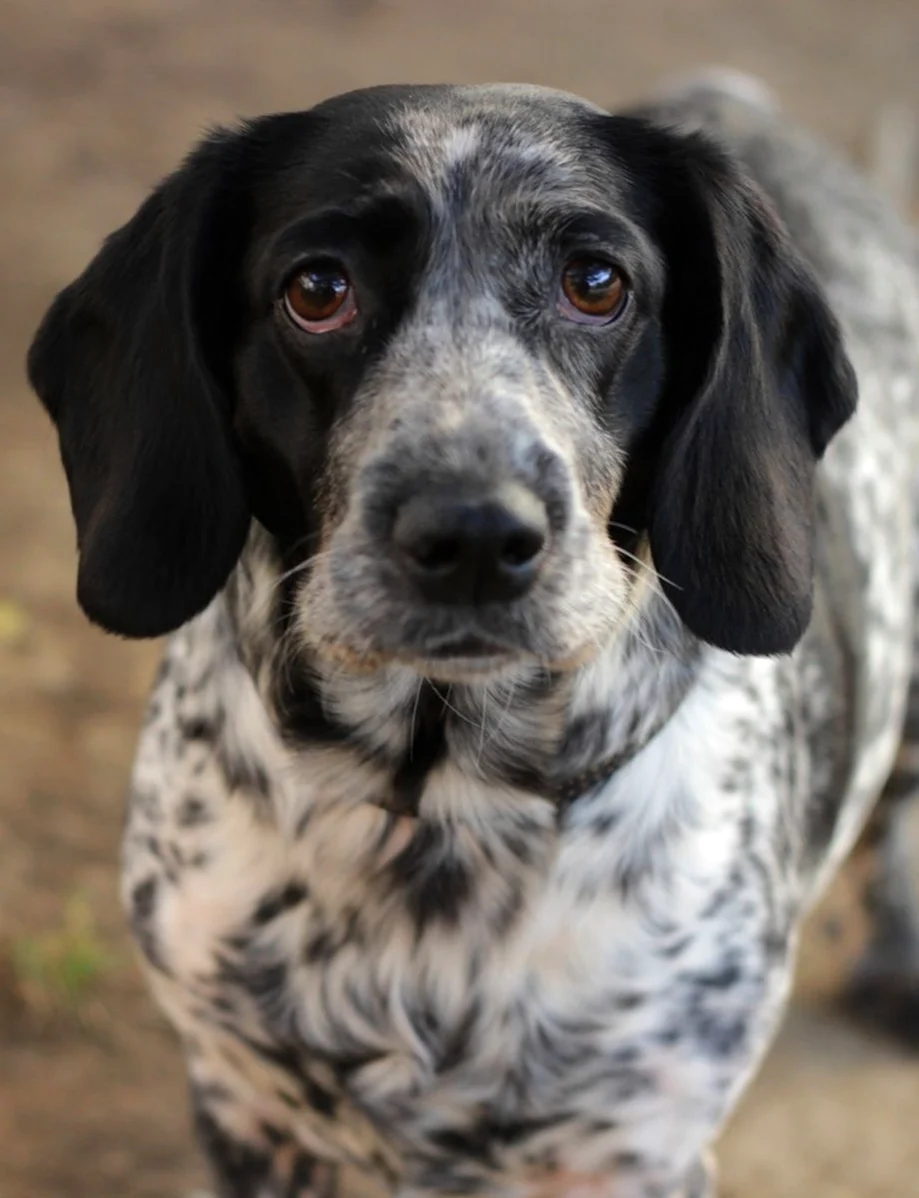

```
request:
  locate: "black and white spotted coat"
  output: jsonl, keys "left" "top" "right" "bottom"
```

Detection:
{"left": 96, "top": 83, "right": 919, "bottom": 1198}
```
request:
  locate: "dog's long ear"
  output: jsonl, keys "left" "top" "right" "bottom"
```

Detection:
{"left": 27, "top": 126, "right": 271, "bottom": 637}
{"left": 603, "top": 117, "right": 857, "bottom": 655}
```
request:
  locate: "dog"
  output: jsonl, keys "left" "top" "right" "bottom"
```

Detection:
{"left": 27, "top": 74, "right": 919, "bottom": 1198}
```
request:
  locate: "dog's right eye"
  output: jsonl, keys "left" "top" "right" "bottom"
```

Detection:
{"left": 559, "top": 257, "right": 628, "bottom": 324}
{"left": 282, "top": 260, "right": 357, "bottom": 333}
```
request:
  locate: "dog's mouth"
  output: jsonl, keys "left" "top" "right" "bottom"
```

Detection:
{"left": 312, "top": 622, "right": 606, "bottom": 686}
{"left": 400, "top": 628, "right": 524, "bottom": 681}
{"left": 423, "top": 632, "right": 512, "bottom": 660}
{"left": 407, "top": 632, "right": 603, "bottom": 684}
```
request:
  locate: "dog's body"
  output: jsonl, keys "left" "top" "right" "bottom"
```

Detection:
{"left": 28, "top": 78, "right": 919, "bottom": 1198}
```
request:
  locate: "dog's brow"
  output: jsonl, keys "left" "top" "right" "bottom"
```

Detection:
{"left": 267, "top": 193, "right": 420, "bottom": 257}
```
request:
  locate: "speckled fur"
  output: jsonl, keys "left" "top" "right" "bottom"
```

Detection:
{"left": 39, "top": 80, "right": 919, "bottom": 1198}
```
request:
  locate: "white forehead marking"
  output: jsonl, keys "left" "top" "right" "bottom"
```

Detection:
{"left": 389, "top": 84, "right": 603, "bottom": 201}
{"left": 439, "top": 123, "right": 483, "bottom": 171}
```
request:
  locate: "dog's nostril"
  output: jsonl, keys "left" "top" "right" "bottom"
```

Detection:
{"left": 500, "top": 527, "right": 545, "bottom": 568}
{"left": 391, "top": 486, "right": 549, "bottom": 604}
{"left": 412, "top": 535, "right": 463, "bottom": 573}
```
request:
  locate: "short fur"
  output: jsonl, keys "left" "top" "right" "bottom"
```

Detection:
{"left": 28, "top": 77, "right": 919, "bottom": 1198}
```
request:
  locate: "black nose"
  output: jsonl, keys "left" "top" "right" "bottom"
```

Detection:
{"left": 392, "top": 486, "right": 549, "bottom": 604}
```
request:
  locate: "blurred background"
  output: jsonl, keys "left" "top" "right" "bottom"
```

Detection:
{"left": 1, "top": 2, "right": 918, "bottom": 1196}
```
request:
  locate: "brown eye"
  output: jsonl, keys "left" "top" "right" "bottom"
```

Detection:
{"left": 559, "top": 257, "right": 628, "bottom": 323}
{"left": 282, "top": 261, "right": 357, "bottom": 332}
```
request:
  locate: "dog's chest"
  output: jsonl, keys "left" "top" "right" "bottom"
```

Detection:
{"left": 125, "top": 657, "right": 794, "bottom": 1187}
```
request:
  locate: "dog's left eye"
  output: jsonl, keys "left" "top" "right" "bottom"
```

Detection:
{"left": 282, "top": 260, "right": 357, "bottom": 332}
{"left": 559, "top": 257, "right": 628, "bottom": 324}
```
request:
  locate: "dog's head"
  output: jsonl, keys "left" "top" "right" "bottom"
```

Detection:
{"left": 28, "top": 84, "right": 856, "bottom": 679}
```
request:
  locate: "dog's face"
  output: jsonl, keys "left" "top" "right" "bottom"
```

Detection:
{"left": 240, "top": 86, "right": 668, "bottom": 679}
{"left": 28, "top": 84, "right": 857, "bottom": 677}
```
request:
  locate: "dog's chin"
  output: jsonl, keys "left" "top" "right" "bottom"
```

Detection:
{"left": 310, "top": 629, "right": 607, "bottom": 687}
{"left": 409, "top": 651, "right": 525, "bottom": 685}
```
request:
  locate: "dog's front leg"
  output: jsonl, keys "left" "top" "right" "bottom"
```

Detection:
{"left": 192, "top": 1082, "right": 338, "bottom": 1198}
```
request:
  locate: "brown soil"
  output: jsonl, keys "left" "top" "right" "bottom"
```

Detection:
{"left": 2, "top": 2, "right": 918, "bottom": 1195}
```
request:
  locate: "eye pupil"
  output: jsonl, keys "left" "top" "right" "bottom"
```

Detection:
{"left": 561, "top": 257, "right": 627, "bottom": 321}
{"left": 283, "top": 261, "right": 356, "bottom": 331}
{"left": 298, "top": 270, "right": 346, "bottom": 315}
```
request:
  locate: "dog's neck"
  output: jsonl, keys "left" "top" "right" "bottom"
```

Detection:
{"left": 224, "top": 528, "right": 700, "bottom": 817}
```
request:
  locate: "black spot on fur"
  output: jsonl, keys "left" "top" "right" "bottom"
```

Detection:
{"left": 194, "top": 1098, "right": 273, "bottom": 1195}
{"left": 131, "top": 785, "right": 162, "bottom": 822}
{"left": 304, "top": 927, "right": 337, "bottom": 964}
{"left": 275, "top": 664, "right": 353, "bottom": 746}
{"left": 428, "top": 1126, "right": 494, "bottom": 1166}
{"left": 390, "top": 821, "right": 472, "bottom": 930}
{"left": 129, "top": 876, "right": 168, "bottom": 972}
{"left": 656, "top": 1024, "right": 683, "bottom": 1045}
{"left": 431, "top": 1001, "right": 479, "bottom": 1074}
{"left": 289, "top": 1153, "right": 323, "bottom": 1192}
{"left": 253, "top": 882, "right": 309, "bottom": 925}
{"left": 217, "top": 742, "right": 273, "bottom": 798}
{"left": 482, "top": 1114, "right": 559, "bottom": 1144}
{"left": 389, "top": 683, "right": 449, "bottom": 815}
{"left": 176, "top": 793, "right": 213, "bottom": 827}
{"left": 587, "top": 811, "right": 621, "bottom": 837}
{"left": 558, "top": 712, "right": 611, "bottom": 765}
{"left": 302, "top": 1076, "right": 337, "bottom": 1117}
{"left": 690, "top": 961, "right": 742, "bottom": 990}
{"left": 611, "top": 1150, "right": 644, "bottom": 1171}
{"left": 613, "top": 991, "right": 645, "bottom": 1011}
{"left": 259, "top": 1121, "right": 289, "bottom": 1148}
{"left": 179, "top": 714, "right": 222, "bottom": 743}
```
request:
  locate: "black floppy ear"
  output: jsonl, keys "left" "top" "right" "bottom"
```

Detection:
{"left": 606, "top": 117, "right": 857, "bottom": 655}
{"left": 27, "top": 129, "right": 260, "bottom": 637}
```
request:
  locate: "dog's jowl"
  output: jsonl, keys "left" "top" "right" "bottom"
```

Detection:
{"left": 28, "top": 75, "right": 919, "bottom": 1198}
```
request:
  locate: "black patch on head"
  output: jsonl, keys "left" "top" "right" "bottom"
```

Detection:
{"left": 27, "top": 91, "right": 427, "bottom": 639}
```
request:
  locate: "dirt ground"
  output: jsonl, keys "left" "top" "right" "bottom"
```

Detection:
{"left": 2, "top": 2, "right": 919, "bottom": 1195}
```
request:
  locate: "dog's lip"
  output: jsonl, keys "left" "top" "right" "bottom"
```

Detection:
{"left": 422, "top": 632, "right": 515, "bottom": 660}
